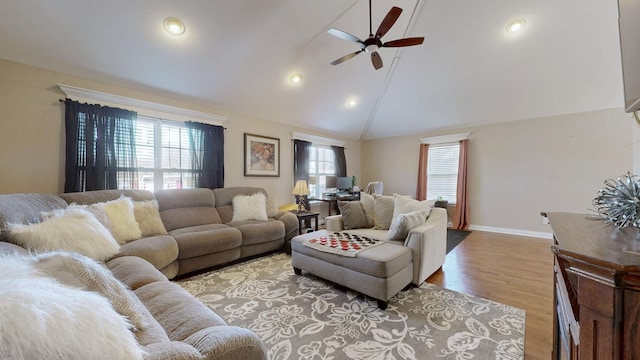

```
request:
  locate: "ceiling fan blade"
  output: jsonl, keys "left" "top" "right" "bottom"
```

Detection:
{"left": 331, "top": 51, "right": 363, "bottom": 65}
{"left": 371, "top": 51, "right": 383, "bottom": 70}
{"left": 375, "top": 6, "right": 402, "bottom": 39}
{"left": 327, "top": 28, "right": 362, "bottom": 43}
{"left": 383, "top": 37, "right": 425, "bottom": 47}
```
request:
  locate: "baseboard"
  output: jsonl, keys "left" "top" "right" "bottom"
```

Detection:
{"left": 467, "top": 224, "right": 553, "bottom": 239}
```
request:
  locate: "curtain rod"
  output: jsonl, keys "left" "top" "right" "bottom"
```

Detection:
{"left": 59, "top": 99, "right": 227, "bottom": 129}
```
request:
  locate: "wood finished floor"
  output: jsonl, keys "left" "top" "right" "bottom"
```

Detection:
{"left": 428, "top": 230, "right": 554, "bottom": 360}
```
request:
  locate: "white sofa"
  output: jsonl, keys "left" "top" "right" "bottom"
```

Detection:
{"left": 324, "top": 195, "right": 447, "bottom": 286}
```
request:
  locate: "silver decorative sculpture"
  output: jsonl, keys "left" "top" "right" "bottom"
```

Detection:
{"left": 593, "top": 172, "right": 640, "bottom": 229}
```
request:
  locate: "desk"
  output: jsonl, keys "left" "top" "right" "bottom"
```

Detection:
{"left": 290, "top": 210, "right": 320, "bottom": 235}
{"left": 309, "top": 193, "right": 359, "bottom": 216}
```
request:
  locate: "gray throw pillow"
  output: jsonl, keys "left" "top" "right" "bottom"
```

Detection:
{"left": 386, "top": 209, "right": 429, "bottom": 241}
{"left": 338, "top": 201, "right": 370, "bottom": 230}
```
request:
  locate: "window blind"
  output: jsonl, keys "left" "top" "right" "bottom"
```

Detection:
{"left": 426, "top": 142, "right": 460, "bottom": 203}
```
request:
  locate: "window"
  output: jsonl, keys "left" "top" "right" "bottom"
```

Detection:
{"left": 131, "top": 116, "right": 197, "bottom": 191}
{"left": 308, "top": 145, "right": 336, "bottom": 198}
{"left": 426, "top": 142, "right": 460, "bottom": 203}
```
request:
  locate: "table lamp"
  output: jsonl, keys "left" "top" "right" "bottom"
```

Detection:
{"left": 292, "top": 180, "right": 309, "bottom": 212}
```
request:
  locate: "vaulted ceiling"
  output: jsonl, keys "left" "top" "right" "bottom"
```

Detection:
{"left": 0, "top": 0, "right": 624, "bottom": 140}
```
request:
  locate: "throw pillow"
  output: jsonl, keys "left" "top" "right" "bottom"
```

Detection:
{"left": 43, "top": 203, "right": 113, "bottom": 232}
{"left": 359, "top": 193, "right": 375, "bottom": 227}
{"left": 134, "top": 200, "right": 168, "bottom": 237}
{"left": 392, "top": 195, "right": 433, "bottom": 220}
{"left": 266, "top": 196, "right": 280, "bottom": 218}
{"left": 0, "top": 256, "right": 144, "bottom": 360}
{"left": 373, "top": 195, "right": 395, "bottom": 230}
{"left": 7, "top": 209, "right": 120, "bottom": 261}
{"left": 98, "top": 196, "right": 142, "bottom": 244}
{"left": 386, "top": 209, "right": 429, "bottom": 241}
{"left": 232, "top": 192, "right": 268, "bottom": 221}
{"left": 337, "top": 201, "right": 370, "bottom": 230}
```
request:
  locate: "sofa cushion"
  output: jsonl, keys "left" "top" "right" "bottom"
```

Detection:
{"left": 59, "top": 189, "right": 155, "bottom": 205}
{"left": 232, "top": 193, "right": 268, "bottom": 222}
{"left": 135, "top": 281, "right": 228, "bottom": 341}
{"left": 155, "top": 189, "right": 222, "bottom": 231}
{"left": 6, "top": 209, "right": 120, "bottom": 261}
{"left": 115, "top": 235, "right": 179, "bottom": 271}
{"left": 170, "top": 224, "right": 242, "bottom": 259}
{"left": 338, "top": 201, "right": 371, "bottom": 229}
{"left": 108, "top": 256, "right": 169, "bottom": 290}
{"left": 386, "top": 209, "right": 429, "bottom": 241}
{"left": 0, "top": 193, "right": 68, "bottom": 242}
{"left": 226, "top": 219, "right": 285, "bottom": 246}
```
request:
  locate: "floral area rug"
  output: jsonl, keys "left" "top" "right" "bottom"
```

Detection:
{"left": 177, "top": 253, "right": 525, "bottom": 360}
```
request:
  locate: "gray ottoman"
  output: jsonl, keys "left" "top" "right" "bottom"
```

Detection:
{"left": 291, "top": 230, "right": 413, "bottom": 310}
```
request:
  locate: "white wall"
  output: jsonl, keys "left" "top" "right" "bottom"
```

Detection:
{"left": 362, "top": 108, "right": 635, "bottom": 236}
{"left": 0, "top": 59, "right": 361, "bottom": 208}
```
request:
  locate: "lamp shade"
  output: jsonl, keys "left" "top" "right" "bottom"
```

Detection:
{"left": 292, "top": 180, "right": 309, "bottom": 196}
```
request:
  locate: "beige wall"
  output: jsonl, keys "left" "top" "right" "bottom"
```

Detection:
{"left": 0, "top": 59, "right": 361, "bottom": 207}
{"left": 362, "top": 108, "right": 635, "bottom": 236}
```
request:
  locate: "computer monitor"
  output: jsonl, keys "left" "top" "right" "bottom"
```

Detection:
{"left": 336, "top": 176, "right": 353, "bottom": 191}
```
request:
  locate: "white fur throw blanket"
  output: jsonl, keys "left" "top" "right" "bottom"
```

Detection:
{"left": 0, "top": 252, "right": 148, "bottom": 359}
{"left": 33, "top": 251, "right": 150, "bottom": 331}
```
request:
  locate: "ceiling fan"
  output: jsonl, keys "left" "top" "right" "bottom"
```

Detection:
{"left": 328, "top": 0, "right": 424, "bottom": 70}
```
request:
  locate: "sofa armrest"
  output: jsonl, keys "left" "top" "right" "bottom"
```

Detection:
{"left": 403, "top": 207, "right": 448, "bottom": 285}
{"left": 184, "top": 326, "right": 267, "bottom": 360}
{"left": 325, "top": 215, "right": 344, "bottom": 232}
{"left": 274, "top": 211, "right": 299, "bottom": 241}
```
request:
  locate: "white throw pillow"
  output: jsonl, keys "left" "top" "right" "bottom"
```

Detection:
{"left": 134, "top": 200, "right": 168, "bottom": 237}
{"left": 392, "top": 195, "right": 433, "bottom": 220}
{"left": 97, "top": 196, "right": 143, "bottom": 244}
{"left": 232, "top": 192, "right": 268, "bottom": 221}
{"left": 386, "top": 209, "right": 429, "bottom": 241}
{"left": 373, "top": 195, "right": 395, "bottom": 230}
{"left": 7, "top": 209, "right": 120, "bottom": 261}
{"left": 0, "top": 256, "right": 144, "bottom": 360}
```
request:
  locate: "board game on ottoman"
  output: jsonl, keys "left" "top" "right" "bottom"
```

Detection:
{"left": 290, "top": 230, "right": 413, "bottom": 309}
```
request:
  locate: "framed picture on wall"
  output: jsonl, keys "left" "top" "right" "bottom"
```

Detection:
{"left": 244, "top": 133, "right": 280, "bottom": 177}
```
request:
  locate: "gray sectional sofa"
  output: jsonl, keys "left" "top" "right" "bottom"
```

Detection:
{"left": 0, "top": 187, "right": 298, "bottom": 360}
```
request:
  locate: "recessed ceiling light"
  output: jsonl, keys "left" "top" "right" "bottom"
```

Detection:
{"left": 506, "top": 18, "right": 526, "bottom": 33}
{"left": 289, "top": 73, "right": 302, "bottom": 85}
{"left": 164, "top": 17, "right": 185, "bottom": 36}
{"left": 345, "top": 98, "right": 358, "bottom": 108}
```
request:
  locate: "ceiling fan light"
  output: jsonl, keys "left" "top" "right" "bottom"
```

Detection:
{"left": 506, "top": 18, "right": 526, "bottom": 33}
{"left": 289, "top": 73, "right": 302, "bottom": 84}
{"left": 164, "top": 17, "right": 185, "bottom": 36}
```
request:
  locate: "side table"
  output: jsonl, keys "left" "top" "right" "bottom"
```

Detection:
{"left": 290, "top": 210, "right": 320, "bottom": 235}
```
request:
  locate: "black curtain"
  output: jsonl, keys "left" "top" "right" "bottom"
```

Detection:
{"left": 293, "top": 139, "right": 312, "bottom": 209}
{"left": 293, "top": 139, "right": 311, "bottom": 182}
{"left": 185, "top": 121, "right": 225, "bottom": 189}
{"left": 331, "top": 145, "right": 347, "bottom": 177}
{"left": 64, "top": 99, "right": 137, "bottom": 192}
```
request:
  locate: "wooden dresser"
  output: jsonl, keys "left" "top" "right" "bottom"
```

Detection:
{"left": 543, "top": 212, "right": 640, "bottom": 359}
